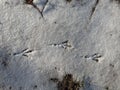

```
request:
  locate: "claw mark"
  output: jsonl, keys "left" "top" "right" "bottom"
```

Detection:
{"left": 13, "top": 48, "right": 28, "bottom": 55}
{"left": 22, "top": 49, "right": 34, "bottom": 57}
{"left": 50, "top": 78, "right": 59, "bottom": 83}
{"left": 49, "top": 40, "right": 72, "bottom": 49}
{"left": 25, "top": 0, "right": 44, "bottom": 18}
{"left": 24, "top": 49, "right": 33, "bottom": 53}
{"left": 22, "top": 54, "right": 29, "bottom": 57}
{"left": 85, "top": 53, "right": 102, "bottom": 62}
{"left": 89, "top": 0, "right": 99, "bottom": 20}
{"left": 13, "top": 48, "right": 33, "bottom": 57}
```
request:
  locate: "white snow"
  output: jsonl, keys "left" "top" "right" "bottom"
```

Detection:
{"left": 0, "top": 0, "right": 120, "bottom": 90}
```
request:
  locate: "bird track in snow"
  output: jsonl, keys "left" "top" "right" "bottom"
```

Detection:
{"left": 85, "top": 53, "right": 102, "bottom": 62}
{"left": 13, "top": 48, "right": 34, "bottom": 57}
{"left": 49, "top": 40, "right": 72, "bottom": 49}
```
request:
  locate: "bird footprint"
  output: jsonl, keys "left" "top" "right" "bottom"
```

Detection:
{"left": 85, "top": 53, "right": 102, "bottom": 62}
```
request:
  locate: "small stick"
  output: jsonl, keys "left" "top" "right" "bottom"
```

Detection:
{"left": 25, "top": 0, "right": 44, "bottom": 18}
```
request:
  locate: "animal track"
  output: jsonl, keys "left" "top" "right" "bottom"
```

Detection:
{"left": 13, "top": 48, "right": 33, "bottom": 57}
{"left": 85, "top": 53, "right": 102, "bottom": 62}
{"left": 49, "top": 40, "right": 72, "bottom": 49}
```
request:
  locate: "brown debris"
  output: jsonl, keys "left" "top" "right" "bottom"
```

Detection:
{"left": 50, "top": 74, "right": 81, "bottom": 90}
{"left": 25, "top": 0, "right": 43, "bottom": 17}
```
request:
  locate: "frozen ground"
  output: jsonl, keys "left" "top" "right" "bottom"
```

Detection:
{"left": 0, "top": 0, "right": 120, "bottom": 90}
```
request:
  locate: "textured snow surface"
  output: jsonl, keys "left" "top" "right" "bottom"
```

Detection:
{"left": 0, "top": 0, "right": 120, "bottom": 90}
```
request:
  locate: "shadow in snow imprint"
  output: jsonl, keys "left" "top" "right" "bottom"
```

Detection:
{"left": 0, "top": 46, "right": 12, "bottom": 68}
{"left": 83, "top": 76, "right": 106, "bottom": 90}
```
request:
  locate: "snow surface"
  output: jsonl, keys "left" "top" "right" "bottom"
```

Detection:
{"left": 0, "top": 0, "right": 120, "bottom": 90}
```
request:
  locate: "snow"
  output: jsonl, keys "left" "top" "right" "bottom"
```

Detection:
{"left": 0, "top": 0, "right": 120, "bottom": 90}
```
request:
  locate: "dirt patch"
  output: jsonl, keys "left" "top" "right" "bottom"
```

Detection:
{"left": 50, "top": 74, "right": 83, "bottom": 90}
